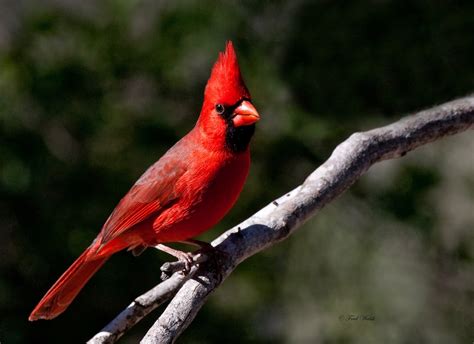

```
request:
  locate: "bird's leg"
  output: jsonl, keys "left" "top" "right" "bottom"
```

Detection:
{"left": 178, "top": 239, "right": 214, "bottom": 251}
{"left": 154, "top": 244, "right": 194, "bottom": 271}
{"left": 178, "top": 239, "right": 216, "bottom": 263}
{"left": 180, "top": 239, "right": 229, "bottom": 262}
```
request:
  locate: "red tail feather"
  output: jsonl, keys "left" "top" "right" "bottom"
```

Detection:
{"left": 29, "top": 247, "right": 108, "bottom": 321}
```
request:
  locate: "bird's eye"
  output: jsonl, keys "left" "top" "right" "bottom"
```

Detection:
{"left": 215, "top": 104, "right": 225, "bottom": 115}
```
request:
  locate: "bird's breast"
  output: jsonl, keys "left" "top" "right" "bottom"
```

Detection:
{"left": 152, "top": 150, "right": 250, "bottom": 242}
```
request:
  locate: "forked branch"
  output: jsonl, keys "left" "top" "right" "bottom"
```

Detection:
{"left": 88, "top": 95, "right": 474, "bottom": 344}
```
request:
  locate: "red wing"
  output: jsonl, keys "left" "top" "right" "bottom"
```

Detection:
{"left": 97, "top": 156, "right": 187, "bottom": 245}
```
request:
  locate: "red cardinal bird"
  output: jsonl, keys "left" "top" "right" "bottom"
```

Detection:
{"left": 29, "top": 41, "right": 260, "bottom": 321}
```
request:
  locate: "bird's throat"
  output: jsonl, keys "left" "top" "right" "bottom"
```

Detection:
{"left": 225, "top": 123, "right": 255, "bottom": 153}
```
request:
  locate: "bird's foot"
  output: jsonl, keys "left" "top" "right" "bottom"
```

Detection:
{"left": 158, "top": 253, "right": 208, "bottom": 281}
{"left": 177, "top": 251, "right": 194, "bottom": 272}
{"left": 155, "top": 244, "right": 196, "bottom": 272}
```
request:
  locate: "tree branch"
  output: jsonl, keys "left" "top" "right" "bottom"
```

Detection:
{"left": 87, "top": 254, "right": 207, "bottom": 344}
{"left": 89, "top": 96, "right": 474, "bottom": 344}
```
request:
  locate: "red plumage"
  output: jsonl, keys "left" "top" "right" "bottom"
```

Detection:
{"left": 29, "top": 41, "right": 260, "bottom": 321}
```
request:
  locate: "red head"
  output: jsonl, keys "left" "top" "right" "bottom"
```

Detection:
{"left": 196, "top": 41, "right": 260, "bottom": 152}
{"left": 204, "top": 41, "right": 250, "bottom": 107}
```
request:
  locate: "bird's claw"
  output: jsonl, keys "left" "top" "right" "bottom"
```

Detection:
{"left": 178, "top": 251, "right": 194, "bottom": 272}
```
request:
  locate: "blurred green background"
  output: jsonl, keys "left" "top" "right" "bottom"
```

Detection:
{"left": 1, "top": 1, "right": 473, "bottom": 343}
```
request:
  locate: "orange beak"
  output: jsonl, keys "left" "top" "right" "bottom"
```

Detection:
{"left": 232, "top": 100, "right": 260, "bottom": 127}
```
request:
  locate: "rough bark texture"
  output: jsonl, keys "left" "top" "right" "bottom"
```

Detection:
{"left": 88, "top": 96, "right": 474, "bottom": 344}
{"left": 87, "top": 254, "right": 207, "bottom": 344}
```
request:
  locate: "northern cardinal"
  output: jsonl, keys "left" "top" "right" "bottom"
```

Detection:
{"left": 29, "top": 41, "right": 260, "bottom": 321}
